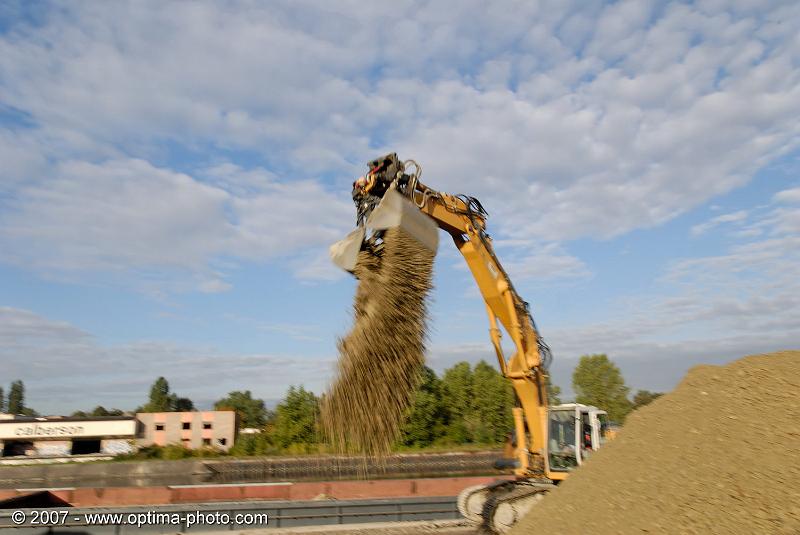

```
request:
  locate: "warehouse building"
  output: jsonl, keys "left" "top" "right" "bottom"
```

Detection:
{"left": 0, "top": 411, "right": 237, "bottom": 458}
{"left": 0, "top": 415, "right": 136, "bottom": 457}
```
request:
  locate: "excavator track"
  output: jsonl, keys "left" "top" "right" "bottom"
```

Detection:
{"left": 458, "top": 480, "right": 554, "bottom": 534}
{"left": 457, "top": 481, "right": 507, "bottom": 524}
{"left": 486, "top": 480, "right": 554, "bottom": 533}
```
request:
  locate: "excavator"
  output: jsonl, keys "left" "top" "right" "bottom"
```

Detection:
{"left": 329, "top": 153, "right": 613, "bottom": 533}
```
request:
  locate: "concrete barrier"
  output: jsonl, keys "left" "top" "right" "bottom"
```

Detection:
{"left": 0, "top": 476, "right": 512, "bottom": 507}
{"left": 0, "top": 458, "right": 210, "bottom": 488}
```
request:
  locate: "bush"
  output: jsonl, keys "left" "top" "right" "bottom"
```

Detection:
{"left": 161, "top": 444, "right": 194, "bottom": 460}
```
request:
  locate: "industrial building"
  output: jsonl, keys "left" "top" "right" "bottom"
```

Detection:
{"left": 0, "top": 411, "right": 238, "bottom": 459}
{"left": 136, "top": 411, "right": 237, "bottom": 451}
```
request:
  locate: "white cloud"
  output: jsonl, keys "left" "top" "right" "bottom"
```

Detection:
{"left": 774, "top": 186, "right": 800, "bottom": 204}
{"left": 2, "top": 159, "right": 231, "bottom": 272}
{"left": 1, "top": 1, "right": 798, "bottom": 253}
{"left": 0, "top": 159, "right": 353, "bottom": 291}
{"left": 223, "top": 313, "right": 325, "bottom": 342}
{"left": 0, "top": 306, "right": 334, "bottom": 414}
{"left": 690, "top": 209, "right": 749, "bottom": 236}
{"left": 495, "top": 242, "right": 591, "bottom": 283}
{"left": 0, "top": 130, "right": 48, "bottom": 190}
{"left": 289, "top": 248, "right": 349, "bottom": 283}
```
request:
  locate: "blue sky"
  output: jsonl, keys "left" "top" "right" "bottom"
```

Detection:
{"left": 0, "top": 1, "right": 798, "bottom": 414}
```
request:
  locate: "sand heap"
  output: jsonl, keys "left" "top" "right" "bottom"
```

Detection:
{"left": 510, "top": 350, "right": 800, "bottom": 535}
{"left": 321, "top": 227, "right": 435, "bottom": 457}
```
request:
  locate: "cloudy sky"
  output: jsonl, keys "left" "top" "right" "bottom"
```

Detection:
{"left": 1, "top": 1, "right": 798, "bottom": 415}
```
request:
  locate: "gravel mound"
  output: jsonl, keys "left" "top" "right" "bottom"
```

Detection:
{"left": 511, "top": 350, "right": 800, "bottom": 535}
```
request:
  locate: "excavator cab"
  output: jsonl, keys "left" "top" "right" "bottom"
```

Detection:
{"left": 547, "top": 403, "right": 609, "bottom": 472}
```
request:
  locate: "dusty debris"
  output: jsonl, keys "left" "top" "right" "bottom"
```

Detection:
{"left": 322, "top": 227, "right": 435, "bottom": 458}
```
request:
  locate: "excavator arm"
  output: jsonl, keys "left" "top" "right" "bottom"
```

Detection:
{"left": 330, "top": 153, "right": 559, "bottom": 480}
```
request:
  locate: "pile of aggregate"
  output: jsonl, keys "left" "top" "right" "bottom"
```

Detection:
{"left": 511, "top": 350, "right": 800, "bottom": 535}
{"left": 321, "top": 227, "right": 435, "bottom": 457}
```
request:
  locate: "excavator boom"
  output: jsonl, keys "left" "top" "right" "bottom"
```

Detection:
{"left": 329, "top": 153, "right": 611, "bottom": 533}
{"left": 330, "top": 153, "right": 553, "bottom": 478}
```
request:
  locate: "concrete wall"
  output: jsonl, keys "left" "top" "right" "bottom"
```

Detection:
{"left": 0, "top": 458, "right": 210, "bottom": 487}
{"left": 34, "top": 441, "right": 71, "bottom": 456}
{"left": 0, "top": 476, "right": 511, "bottom": 507}
{"left": 102, "top": 439, "right": 135, "bottom": 455}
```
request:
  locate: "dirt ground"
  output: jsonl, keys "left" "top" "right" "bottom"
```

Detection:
{"left": 510, "top": 350, "right": 800, "bottom": 535}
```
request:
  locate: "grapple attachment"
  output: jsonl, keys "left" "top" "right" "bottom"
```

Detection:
{"left": 329, "top": 187, "right": 439, "bottom": 272}
{"left": 329, "top": 153, "right": 439, "bottom": 272}
{"left": 366, "top": 188, "right": 439, "bottom": 250}
{"left": 329, "top": 225, "right": 366, "bottom": 272}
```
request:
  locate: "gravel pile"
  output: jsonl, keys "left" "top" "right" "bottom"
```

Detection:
{"left": 511, "top": 350, "right": 800, "bottom": 534}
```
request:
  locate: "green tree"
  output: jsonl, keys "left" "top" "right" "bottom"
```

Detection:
{"left": 271, "top": 386, "right": 319, "bottom": 449}
{"left": 400, "top": 367, "right": 446, "bottom": 447}
{"left": 572, "top": 354, "right": 632, "bottom": 422}
{"left": 171, "top": 396, "right": 195, "bottom": 412}
{"left": 90, "top": 406, "right": 124, "bottom": 417}
{"left": 141, "top": 377, "right": 172, "bottom": 412}
{"left": 215, "top": 391, "right": 269, "bottom": 428}
{"left": 632, "top": 390, "right": 663, "bottom": 410}
{"left": 547, "top": 380, "right": 562, "bottom": 405}
{"left": 470, "top": 361, "right": 514, "bottom": 444}
{"left": 139, "top": 378, "right": 194, "bottom": 412}
{"left": 71, "top": 410, "right": 89, "bottom": 418}
{"left": 0, "top": 387, "right": 4, "bottom": 412}
{"left": 440, "top": 362, "right": 473, "bottom": 443}
{"left": 8, "top": 380, "right": 25, "bottom": 414}
{"left": 230, "top": 432, "right": 276, "bottom": 456}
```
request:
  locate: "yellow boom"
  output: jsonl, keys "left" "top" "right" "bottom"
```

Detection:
{"left": 329, "top": 153, "right": 561, "bottom": 481}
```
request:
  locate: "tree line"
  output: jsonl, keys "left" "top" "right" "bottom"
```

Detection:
{"left": 8, "top": 354, "right": 664, "bottom": 455}
{"left": 211, "top": 354, "right": 662, "bottom": 455}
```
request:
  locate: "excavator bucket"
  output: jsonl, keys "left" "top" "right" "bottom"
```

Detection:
{"left": 329, "top": 188, "right": 439, "bottom": 271}
{"left": 329, "top": 226, "right": 366, "bottom": 272}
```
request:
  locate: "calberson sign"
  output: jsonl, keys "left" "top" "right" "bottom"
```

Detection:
{"left": 14, "top": 423, "right": 85, "bottom": 437}
{"left": 0, "top": 419, "right": 136, "bottom": 440}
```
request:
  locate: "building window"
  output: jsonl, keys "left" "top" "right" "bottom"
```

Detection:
{"left": 182, "top": 422, "right": 191, "bottom": 430}
{"left": 202, "top": 438, "right": 211, "bottom": 446}
{"left": 155, "top": 423, "right": 165, "bottom": 431}
{"left": 203, "top": 422, "right": 212, "bottom": 430}
{"left": 218, "top": 438, "right": 227, "bottom": 446}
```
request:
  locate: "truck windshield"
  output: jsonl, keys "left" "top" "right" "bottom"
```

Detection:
{"left": 548, "top": 410, "right": 578, "bottom": 471}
